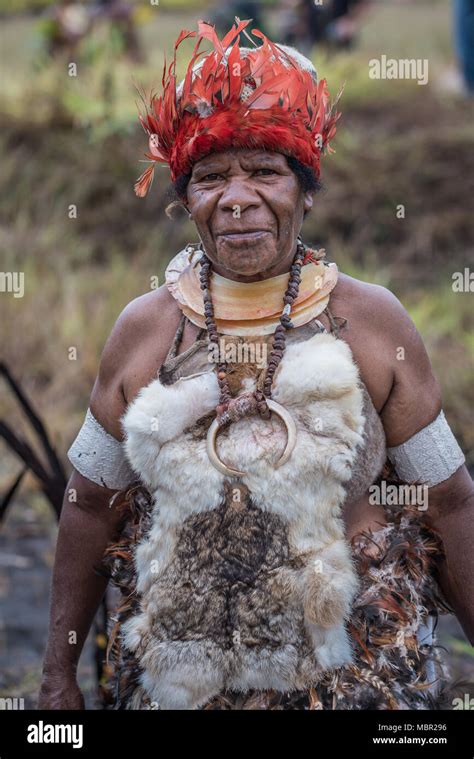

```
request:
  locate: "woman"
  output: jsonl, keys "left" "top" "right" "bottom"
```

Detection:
{"left": 39, "top": 20, "right": 473, "bottom": 710}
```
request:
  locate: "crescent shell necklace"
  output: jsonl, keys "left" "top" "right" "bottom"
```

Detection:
{"left": 201, "top": 238, "right": 309, "bottom": 477}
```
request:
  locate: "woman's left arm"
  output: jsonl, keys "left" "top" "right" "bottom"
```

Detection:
{"left": 374, "top": 287, "right": 474, "bottom": 644}
{"left": 423, "top": 466, "right": 474, "bottom": 644}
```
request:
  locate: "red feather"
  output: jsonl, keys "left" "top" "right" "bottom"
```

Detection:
{"left": 134, "top": 18, "right": 342, "bottom": 195}
{"left": 134, "top": 165, "right": 155, "bottom": 198}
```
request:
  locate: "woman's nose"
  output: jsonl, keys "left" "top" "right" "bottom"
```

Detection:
{"left": 217, "top": 177, "right": 261, "bottom": 213}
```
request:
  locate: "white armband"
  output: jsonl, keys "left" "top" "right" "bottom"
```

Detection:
{"left": 67, "top": 408, "right": 137, "bottom": 490}
{"left": 387, "top": 410, "right": 465, "bottom": 488}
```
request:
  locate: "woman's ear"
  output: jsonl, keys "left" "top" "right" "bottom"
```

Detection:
{"left": 165, "top": 200, "right": 192, "bottom": 220}
{"left": 179, "top": 199, "right": 192, "bottom": 218}
{"left": 181, "top": 198, "right": 192, "bottom": 218}
{"left": 303, "top": 191, "right": 314, "bottom": 213}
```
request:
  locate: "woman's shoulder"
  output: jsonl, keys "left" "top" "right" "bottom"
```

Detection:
{"left": 88, "top": 286, "right": 183, "bottom": 438}
{"left": 326, "top": 272, "right": 425, "bottom": 414}
{"left": 329, "top": 271, "right": 424, "bottom": 345}
{"left": 95, "top": 285, "right": 188, "bottom": 410}
{"left": 332, "top": 273, "right": 442, "bottom": 444}
{"left": 331, "top": 272, "right": 406, "bottom": 316}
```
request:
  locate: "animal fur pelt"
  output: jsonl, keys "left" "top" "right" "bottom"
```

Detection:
{"left": 116, "top": 331, "right": 378, "bottom": 709}
{"left": 99, "top": 328, "right": 454, "bottom": 710}
{"left": 100, "top": 474, "right": 453, "bottom": 710}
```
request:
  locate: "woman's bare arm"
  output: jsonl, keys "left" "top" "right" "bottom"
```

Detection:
{"left": 424, "top": 466, "right": 474, "bottom": 644}
{"left": 38, "top": 471, "right": 124, "bottom": 709}
{"left": 376, "top": 289, "right": 474, "bottom": 644}
{"left": 38, "top": 299, "right": 134, "bottom": 708}
{"left": 38, "top": 288, "right": 184, "bottom": 708}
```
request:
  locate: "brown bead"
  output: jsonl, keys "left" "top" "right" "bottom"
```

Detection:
{"left": 201, "top": 244, "right": 308, "bottom": 401}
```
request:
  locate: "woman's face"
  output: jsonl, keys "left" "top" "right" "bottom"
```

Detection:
{"left": 185, "top": 149, "right": 313, "bottom": 282}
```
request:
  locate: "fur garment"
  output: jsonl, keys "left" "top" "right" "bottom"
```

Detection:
{"left": 118, "top": 332, "right": 384, "bottom": 709}
{"left": 101, "top": 485, "right": 451, "bottom": 710}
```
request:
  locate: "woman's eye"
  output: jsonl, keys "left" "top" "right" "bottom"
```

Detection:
{"left": 201, "top": 173, "right": 222, "bottom": 181}
{"left": 254, "top": 168, "right": 276, "bottom": 176}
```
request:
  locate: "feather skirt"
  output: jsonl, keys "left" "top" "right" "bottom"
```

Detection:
{"left": 100, "top": 467, "right": 453, "bottom": 711}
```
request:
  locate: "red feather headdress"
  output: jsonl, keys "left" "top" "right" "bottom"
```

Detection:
{"left": 134, "top": 19, "right": 342, "bottom": 197}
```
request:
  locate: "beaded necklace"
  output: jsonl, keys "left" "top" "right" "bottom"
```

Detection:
{"left": 200, "top": 238, "right": 307, "bottom": 476}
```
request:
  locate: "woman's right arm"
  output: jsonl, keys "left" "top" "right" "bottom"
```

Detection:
{"left": 38, "top": 298, "right": 140, "bottom": 709}
{"left": 38, "top": 288, "right": 184, "bottom": 708}
{"left": 38, "top": 470, "right": 125, "bottom": 709}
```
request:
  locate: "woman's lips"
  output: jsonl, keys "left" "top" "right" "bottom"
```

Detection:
{"left": 217, "top": 230, "right": 271, "bottom": 241}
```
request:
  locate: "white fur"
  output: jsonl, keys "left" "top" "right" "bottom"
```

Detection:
{"left": 121, "top": 332, "right": 367, "bottom": 708}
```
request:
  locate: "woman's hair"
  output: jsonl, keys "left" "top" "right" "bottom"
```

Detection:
{"left": 286, "top": 156, "right": 322, "bottom": 195}
{"left": 171, "top": 155, "right": 322, "bottom": 203}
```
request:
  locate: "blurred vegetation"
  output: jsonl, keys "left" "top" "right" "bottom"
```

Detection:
{"left": 0, "top": 0, "right": 473, "bottom": 495}
{"left": 0, "top": 0, "right": 214, "bottom": 15}
{"left": 0, "top": 0, "right": 473, "bottom": 707}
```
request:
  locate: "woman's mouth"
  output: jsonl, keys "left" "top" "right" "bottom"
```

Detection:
{"left": 217, "top": 230, "right": 271, "bottom": 242}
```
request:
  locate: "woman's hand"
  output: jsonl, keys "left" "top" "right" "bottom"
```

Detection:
{"left": 38, "top": 671, "right": 85, "bottom": 710}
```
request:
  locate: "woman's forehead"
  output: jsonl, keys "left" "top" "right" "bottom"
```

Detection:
{"left": 193, "top": 149, "right": 286, "bottom": 170}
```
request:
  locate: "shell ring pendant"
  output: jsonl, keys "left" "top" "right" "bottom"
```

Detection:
{"left": 206, "top": 399, "right": 297, "bottom": 478}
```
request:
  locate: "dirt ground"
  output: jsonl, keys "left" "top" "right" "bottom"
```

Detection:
{"left": 0, "top": 499, "right": 97, "bottom": 709}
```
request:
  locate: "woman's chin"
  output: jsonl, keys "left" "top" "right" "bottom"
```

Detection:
{"left": 214, "top": 246, "right": 279, "bottom": 279}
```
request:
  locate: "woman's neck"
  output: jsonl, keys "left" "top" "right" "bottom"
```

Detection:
{"left": 208, "top": 243, "right": 298, "bottom": 283}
